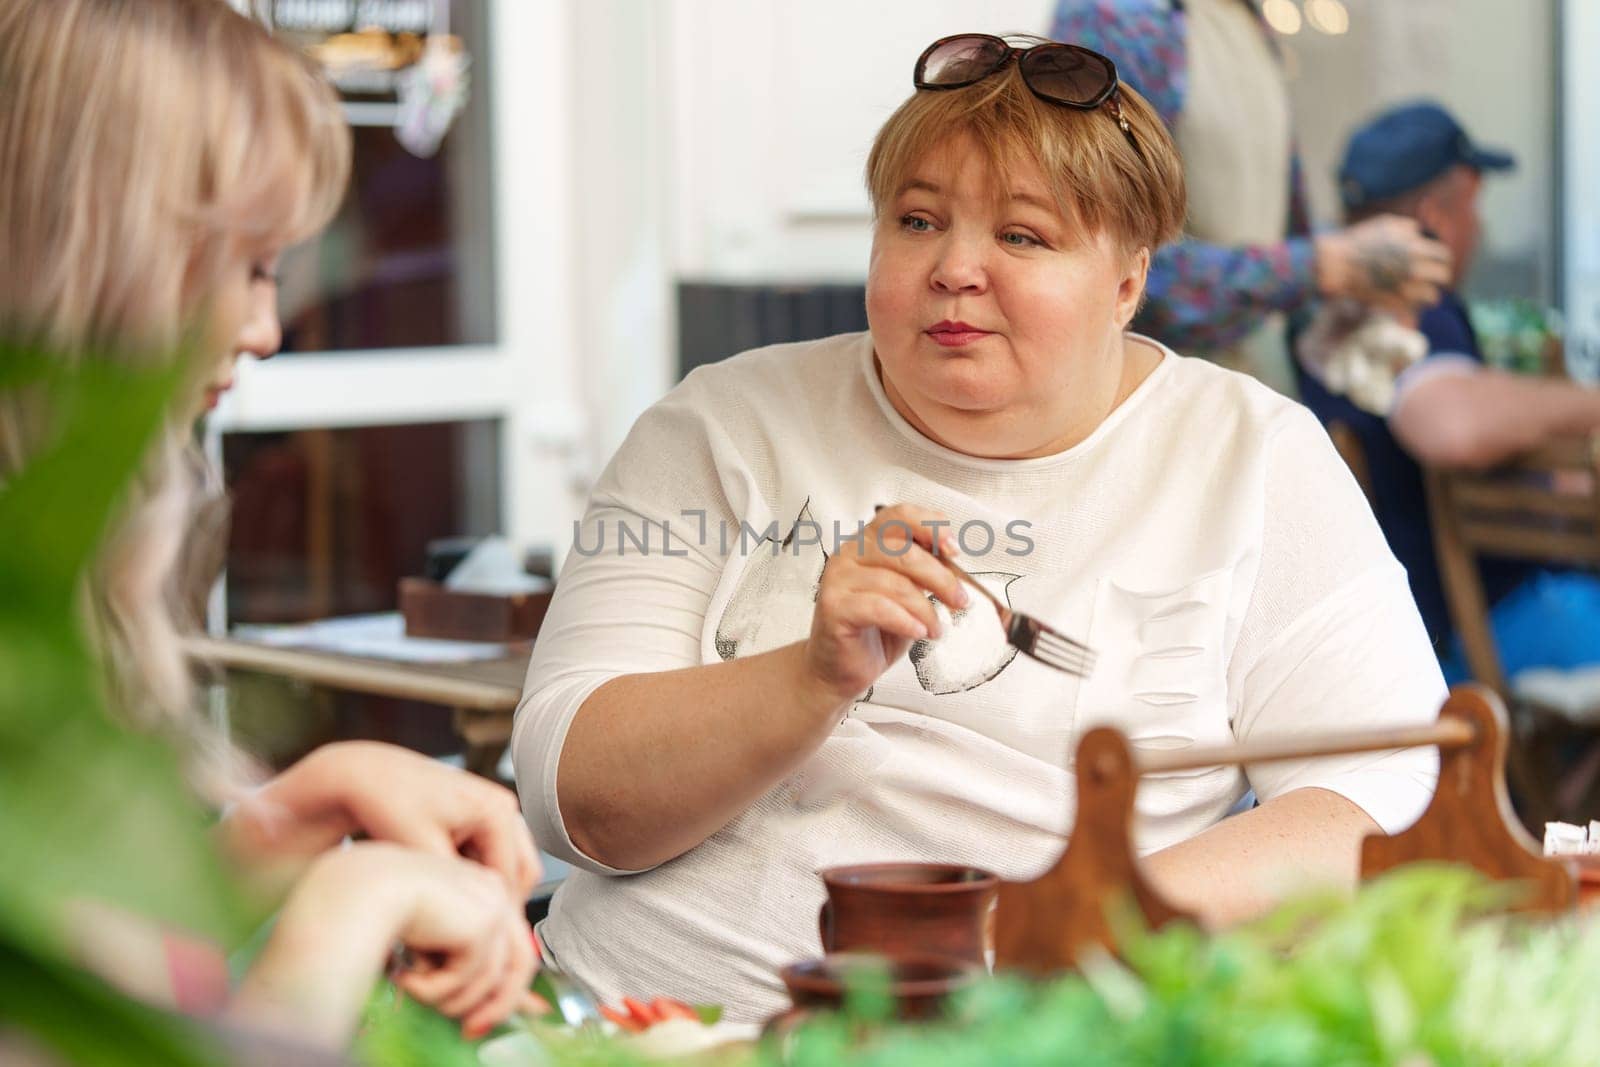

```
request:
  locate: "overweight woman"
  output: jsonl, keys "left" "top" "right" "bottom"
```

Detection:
{"left": 515, "top": 34, "right": 1443, "bottom": 1021}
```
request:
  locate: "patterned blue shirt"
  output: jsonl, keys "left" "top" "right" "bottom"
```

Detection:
{"left": 1051, "top": 0, "right": 1319, "bottom": 351}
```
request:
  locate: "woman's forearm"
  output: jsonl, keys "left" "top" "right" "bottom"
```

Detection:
{"left": 1142, "top": 787, "right": 1381, "bottom": 929}
{"left": 227, "top": 848, "right": 409, "bottom": 1050}
{"left": 556, "top": 641, "right": 850, "bottom": 871}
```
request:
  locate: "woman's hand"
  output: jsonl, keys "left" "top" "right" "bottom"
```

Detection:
{"left": 230, "top": 843, "right": 541, "bottom": 1048}
{"left": 801, "top": 503, "right": 971, "bottom": 701}
{"left": 387, "top": 849, "right": 545, "bottom": 1039}
{"left": 219, "top": 742, "right": 540, "bottom": 900}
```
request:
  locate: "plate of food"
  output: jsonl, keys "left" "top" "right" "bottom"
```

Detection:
{"left": 479, "top": 990, "right": 757, "bottom": 1064}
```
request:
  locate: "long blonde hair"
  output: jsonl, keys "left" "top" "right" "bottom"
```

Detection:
{"left": 0, "top": 0, "right": 350, "bottom": 778}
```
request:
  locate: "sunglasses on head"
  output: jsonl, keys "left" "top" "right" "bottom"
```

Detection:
{"left": 913, "top": 33, "right": 1145, "bottom": 162}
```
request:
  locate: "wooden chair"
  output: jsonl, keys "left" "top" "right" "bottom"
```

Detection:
{"left": 1425, "top": 434, "right": 1600, "bottom": 823}
{"left": 1327, "top": 420, "right": 1376, "bottom": 508}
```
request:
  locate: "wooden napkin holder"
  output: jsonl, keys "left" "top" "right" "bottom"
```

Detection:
{"left": 398, "top": 577, "right": 552, "bottom": 643}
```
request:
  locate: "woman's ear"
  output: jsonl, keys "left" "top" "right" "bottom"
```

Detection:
{"left": 1114, "top": 245, "right": 1151, "bottom": 329}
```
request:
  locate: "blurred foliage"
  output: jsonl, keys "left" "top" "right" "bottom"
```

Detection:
{"left": 363, "top": 865, "right": 1600, "bottom": 1067}
{"left": 1469, "top": 299, "right": 1562, "bottom": 375}
{"left": 769, "top": 865, "right": 1600, "bottom": 1067}
{"left": 0, "top": 338, "right": 241, "bottom": 1063}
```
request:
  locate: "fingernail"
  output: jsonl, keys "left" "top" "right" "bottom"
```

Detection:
{"left": 956, "top": 587, "right": 970, "bottom": 608}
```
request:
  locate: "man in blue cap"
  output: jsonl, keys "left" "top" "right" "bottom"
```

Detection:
{"left": 1298, "top": 100, "right": 1600, "bottom": 686}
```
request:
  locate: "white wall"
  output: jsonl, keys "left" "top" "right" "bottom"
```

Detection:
{"left": 666, "top": 0, "right": 1054, "bottom": 281}
{"left": 1563, "top": 0, "right": 1600, "bottom": 339}
{"left": 569, "top": 0, "right": 677, "bottom": 480}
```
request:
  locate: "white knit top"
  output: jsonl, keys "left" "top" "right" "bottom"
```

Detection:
{"left": 513, "top": 331, "right": 1443, "bottom": 1022}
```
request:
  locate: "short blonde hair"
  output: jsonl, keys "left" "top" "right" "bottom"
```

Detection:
{"left": 866, "top": 40, "right": 1185, "bottom": 256}
{"left": 0, "top": 0, "right": 349, "bottom": 779}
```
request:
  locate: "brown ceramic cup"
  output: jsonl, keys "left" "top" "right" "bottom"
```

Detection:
{"left": 778, "top": 951, "right": 980, "bottom": 1022}
{"left": 1577, "top": 857, "right": 1600, "bottom": 909}
{"left": 817, "top": 862, "right": 999, "bottom": 966}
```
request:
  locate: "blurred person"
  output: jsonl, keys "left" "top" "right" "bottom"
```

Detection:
{"left": 1051, "top": 0, "right": 1453, "bottom": 393}
{"left": 516, "top": 32, "right": 1443, "bottom": 1022}
{"left": 1296, "top": 101, "right": 1600, "bottom": 681}
{"left": 0, "top": 0, "right": 541, "bottom": 1051}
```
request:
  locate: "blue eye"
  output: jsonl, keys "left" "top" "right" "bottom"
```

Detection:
{"left": 1001, "top": 231, "right": 1041, "bottom": 248}
{"left": 900, "top": 214, "right": 934, "bottom": 233}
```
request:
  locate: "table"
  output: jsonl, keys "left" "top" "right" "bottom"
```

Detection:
{"left": 181, "top": 635, "right": 531, "bottom": 778}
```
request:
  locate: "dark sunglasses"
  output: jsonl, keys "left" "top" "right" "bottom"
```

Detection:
{"left": 913, "top": 33, "right": 1144, "bottom": 162}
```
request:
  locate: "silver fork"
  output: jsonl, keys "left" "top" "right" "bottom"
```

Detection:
{"left": 540, "top": 961, "right": 605, "bottom": 1033}
{"left": 934, "top": 551, "right": 1096, "bottom": 678}
{"left": 870, "top": 505, "right": 1095, "bottom": 678}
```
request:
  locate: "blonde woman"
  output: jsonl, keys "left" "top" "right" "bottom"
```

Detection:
{"left": 0, "top": 0, "right": 539, "bottom": 1049}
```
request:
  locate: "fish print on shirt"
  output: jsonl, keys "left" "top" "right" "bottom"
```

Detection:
{"left": 714, "top": 501, "right": 828, "bottom": 661}
{"left": 908, "top": 572, "right": 1020, "bottom": 695}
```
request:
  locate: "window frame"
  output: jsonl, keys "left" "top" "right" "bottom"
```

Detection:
{"left": 206, "top": 0, "right": 582, "bottom": 561}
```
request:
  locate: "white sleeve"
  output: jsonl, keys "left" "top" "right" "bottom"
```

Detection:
{"left": 512, "top": 391, "right": 736, "bottom": 875}
{"left": 1389, "top": 352, "right": 1482, "bottom": 425}
{"left": 1227, "top": 407, "right": 1445, "bottom": 833}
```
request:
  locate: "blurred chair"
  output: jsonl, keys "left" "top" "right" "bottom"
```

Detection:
{"left": 1425, "top": 434, "right": 1600, "bottom": 824}
{"left": 1327, "top": 420, "right": 1376, "bottom": 507}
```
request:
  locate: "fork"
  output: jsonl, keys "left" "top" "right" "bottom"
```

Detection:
{"left": 869, "top": 504, "right": 1095, "bottom": 677}
{"left": 540, "top": 961, "right": 605, "bottom": 1033}
{"left": 933, "top": 551, "right": 1097, "bottom": 678}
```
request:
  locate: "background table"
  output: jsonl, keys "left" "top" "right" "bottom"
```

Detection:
{"left": 182, "top": 635, "right": 530, "bottom": 778}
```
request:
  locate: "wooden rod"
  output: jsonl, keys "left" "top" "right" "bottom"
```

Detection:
{"left": 1136, "top": 720, "right": 1477, "bottom": 776}
{"left": 182, "top": 636, "right": 521, "bottom": 713}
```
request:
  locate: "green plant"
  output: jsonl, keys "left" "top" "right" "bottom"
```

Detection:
{"left": 1468, "top": 299, "right": 1561, "bottom": 376}
{"left": 767, "top": 866, "right": 1600, "bottom": 1067}
{"left": 0, "top": 339, "right": 245, "bottom": 1063}
{"left": 357, "top": 865, "right": 1600, "bottom": 1067}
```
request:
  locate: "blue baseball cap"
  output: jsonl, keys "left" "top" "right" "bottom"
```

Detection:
{"left": 1338, "top": 101, "right": 1515, "bottom": 211}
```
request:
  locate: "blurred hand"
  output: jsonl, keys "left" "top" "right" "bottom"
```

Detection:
{"left": 801, "top": 503, "right": 969, "bottom": 701}
{"left": 383, "top": 847, "right": 543, "bottom": 1039}
{"left": 1315, "top": 215, "right": 1453, "bottom": 317}
{"left": 232, "top": 843, "right": 540, "bottom": 1047}
{"left": 221, "top": 741, "right": 540, "bottom": 900}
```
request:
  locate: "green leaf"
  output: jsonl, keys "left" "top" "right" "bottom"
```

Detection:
{"left": 357, "top": 986, "right": 482, "bottom": 1067}
{"left": 0, "top": 911, "right": 219, "bottom": 1066}
{"left": 0, "top": 335, "right": 250, "bottom": 1054}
